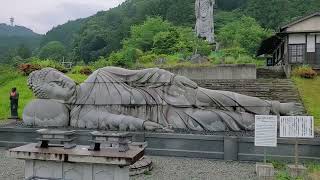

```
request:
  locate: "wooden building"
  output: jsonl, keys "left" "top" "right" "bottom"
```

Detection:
{"left": 257, "top": 12, "right": 320, "bottom": 76}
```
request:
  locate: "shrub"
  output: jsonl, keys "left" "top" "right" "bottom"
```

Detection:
{"left": 18, "top": 63, "right": 41, "bottom": 75}
{"left": 221, "top": 47, "right": 248, "bottom": 59}
{"left": 292, "top": 66, "right": 318, "bottom": 79}
{"left": 138, "top": 54, "right": 157, "bottom": 64}
{"left": 30, "top": 59, "right": 68, "bottom": 73}
{"left": 71, "top": 65, "right": 94, "bottom": 75}
{"left": 91, "top": 57, "right": 112, "bottom": 70}
{"left": 224, "top": 56, "right": 237, "bottom": 64}
{"left": 79, "top": 66, "right": 93, "bottom": 75}
{"left": 196, "top": 42, "right": 212, "bottom": 56}
{"left": 70, "top": 66, "right": 84, "bottom": 74}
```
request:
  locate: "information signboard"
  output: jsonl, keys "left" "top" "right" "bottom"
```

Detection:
{"left": 255, "top": 115, "right": 278, "bottom": 147}
{"left": 280, "top": 116, "right": 314, "bottom": 138}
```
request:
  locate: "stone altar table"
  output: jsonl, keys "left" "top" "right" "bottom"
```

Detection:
{"left": 7, "top": 143, "right": 144, "bottom": 180}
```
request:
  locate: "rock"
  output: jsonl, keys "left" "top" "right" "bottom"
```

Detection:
{"left": 256, "top": 163, "right": 275, "bottom": 179}
{"left": 287, "top": 164, "right": 307, "bottom": 178}
{"left": 188, "top": 54, "right": 210, "bottom": 64}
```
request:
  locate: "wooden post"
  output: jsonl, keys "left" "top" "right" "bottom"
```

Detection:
{"left": 295, "top": 137, "right": 298, "bottom": 168}
{"left": 264, "top": 147, "right": 267, "bottom": 164}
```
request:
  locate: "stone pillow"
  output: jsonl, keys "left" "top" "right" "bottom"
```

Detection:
{"left": 23, "top": 99, "right": 69, "bottom": 127}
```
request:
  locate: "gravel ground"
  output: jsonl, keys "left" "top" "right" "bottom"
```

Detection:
{"left": 0, "top": 149, "right": 256, "bottom": 180}
{"left": 0, "top": 149, "right": 24, "bottom": 180}
{"left": 132, "top": 156, "right": 256, "bottom": 180}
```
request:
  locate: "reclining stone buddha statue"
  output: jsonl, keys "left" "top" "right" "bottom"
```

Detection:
{"left": 23, "top": 67, "right": 297, "bottom": 132}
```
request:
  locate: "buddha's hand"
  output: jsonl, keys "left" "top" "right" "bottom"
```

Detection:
{"left": 144, "top": 121, "right": 174, "bottom": 132}
{"left": 173, "top": 75, "right": 198, "bottom": 89}
{"left": 280, "top": 102, "right": 300, "bottom": 115}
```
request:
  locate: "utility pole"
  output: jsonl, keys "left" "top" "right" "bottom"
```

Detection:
{"left": 10, "top": 17, "right": 14, "bottom": 26}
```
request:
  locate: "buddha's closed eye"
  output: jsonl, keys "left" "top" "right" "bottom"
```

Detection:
{"left": 50, "top": 81, "right": 64, "bottom": 87}
{"left": 49, "top": 82, "right": 56, "bottom": 87}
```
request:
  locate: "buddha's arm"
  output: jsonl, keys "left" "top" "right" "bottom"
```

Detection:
{"left": 101, "top": 113, "right": 165, "bottom": 131}
{"left": 71, "top": 105, "right": 166, "bottom": 131}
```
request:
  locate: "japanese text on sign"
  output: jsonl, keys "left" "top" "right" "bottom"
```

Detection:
{"left": 255, "top": 115, "right": 278, "bottom": 147}
{"left": 280, "top": 116, "right": 314, "bottom": 138}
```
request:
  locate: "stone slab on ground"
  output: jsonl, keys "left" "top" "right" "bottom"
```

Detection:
{"left": 130, "top": 156, "right": 153, "bottom": 176}
{"left": 287, "top": 164, "right": 307, "bottom": 178}
{"left": 256, "top": 163, "right": 275, "bottom": 179}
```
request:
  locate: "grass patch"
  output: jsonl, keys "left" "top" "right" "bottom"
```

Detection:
{"left": 271, "top": 160, "right": 320, "bottom": 180}
{"left": 66, "top": 73, "right": 88, "bottom": 84}
{"left": 292, "top": 76, "right": 320, "bottom": 127}
{"left": 0, "top": 66, "right": 20, "bottom": 86}
{"left": 0, "top": 76, "right": 34, "bottom": 120}
{"left": 306, "top": 161, "right": 320, "bottom": 173}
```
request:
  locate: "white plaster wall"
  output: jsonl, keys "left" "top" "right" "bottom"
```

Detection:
{"left": 288, "top": 34, "right": 305, "bottom": 44}
{"left": 307, "top": 34, "right": 316, "bottom": 52}
{"left": 316, "top": 35, "right": 320, "bottom": 43}
{"left": 165, "top": 65, "right": 257, "bottom": 80}
{"left": 287, "top": 16, "right": 320, "bottom": 32}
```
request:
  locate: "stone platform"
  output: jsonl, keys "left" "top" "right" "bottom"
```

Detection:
{"left": 1, "top": 127, "right": 320, "bottom": 162}
{"left": 8, "top": 143, "right": 145, "bottom": 180}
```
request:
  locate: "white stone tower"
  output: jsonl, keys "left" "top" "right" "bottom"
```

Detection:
{"left": 195, "top": 0, "right": 215, "bottom": 43}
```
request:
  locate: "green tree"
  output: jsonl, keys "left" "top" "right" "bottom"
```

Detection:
{"left": 215, "top": 11, "right": 242, "bottom": 31}
{"left": 216, "top": 0, "right": 247, "bottom": 10}
{"left": 38, "top": 41, "right": 67, "bottom": 61}
{"left": 153, "top": 28, "right": 179, "bottom": 54}
{"left": 16, "top": 44, "right": 31, "bottom": 59}
{"left": 244, "top": 0, "right": 320, "bottom": 29}
{"left": 244, "top": 0, "right": 289, "bottom": 29}
{"left": 217, "top": 16, "right": 272, "bottom": 55}
{"left": 123, "top": 17, "right": 172, "bottom": 52}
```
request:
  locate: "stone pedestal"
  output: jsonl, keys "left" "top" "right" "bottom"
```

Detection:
{"left": 256, "top": 163, "right": 275, "bottom": 179}
{"left": 287, "top": 164, "right": 307, "bottom": 177}
{"left": 7, "top": 143, "right": 144, "bottom": 180}
{"left": 25, "top": 160, "right": 129, "bottom": 180}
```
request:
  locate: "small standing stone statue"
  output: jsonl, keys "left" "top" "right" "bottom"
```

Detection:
{"left": 9, "top": 87, "right": 19, "bottom": 119}
{"left": 195, "top": 0, "right": 215, "bottom": 43}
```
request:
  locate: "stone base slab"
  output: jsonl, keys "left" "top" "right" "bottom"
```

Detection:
{"left": 25, "top": 160, "right": 129, "bottom": 180}
{"left": 256, "top": 163, "right": 275, "bottom": 179}
{"left": 287, "top": 164, "right": 307, "bottom": 177}
{"left": 130, "top": 156, "right": 153, "bottom": 176}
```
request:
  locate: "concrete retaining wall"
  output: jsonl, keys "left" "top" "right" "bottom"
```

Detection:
{"left": 0, "top": 127, "right": 319, "bottom": 162}
{"left": 165, "top": 64, "right": 257, "bottom": 80}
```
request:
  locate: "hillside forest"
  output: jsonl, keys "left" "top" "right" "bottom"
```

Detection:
{"left": 1, "top": 0, "right": 320, "bottom": 68}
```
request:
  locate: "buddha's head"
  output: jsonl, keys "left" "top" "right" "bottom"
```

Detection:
{"left": 28, "top": 68, "right": 76, "bottom": 102}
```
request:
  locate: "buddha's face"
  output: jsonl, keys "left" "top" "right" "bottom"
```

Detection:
{"left": 200, "top": 0, "right": 211, "bottom": 17}
{"left": 41, "top": 71, "right": 76, "bottom": 101}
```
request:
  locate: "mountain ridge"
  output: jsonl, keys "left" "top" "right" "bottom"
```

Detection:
{"left": 0, "top": 23, "right": 41, "bottom": 37}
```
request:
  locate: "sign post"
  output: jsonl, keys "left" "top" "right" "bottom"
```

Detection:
{"left": 280, "top": 116, "right": 314, "bottom": 177}
{"left": 254, "top": 115, "right": 278, "bottom": 178}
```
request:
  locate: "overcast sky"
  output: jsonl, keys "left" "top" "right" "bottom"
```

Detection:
{"left": 0, "top": 0, "right": 125, "bottom": 34}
